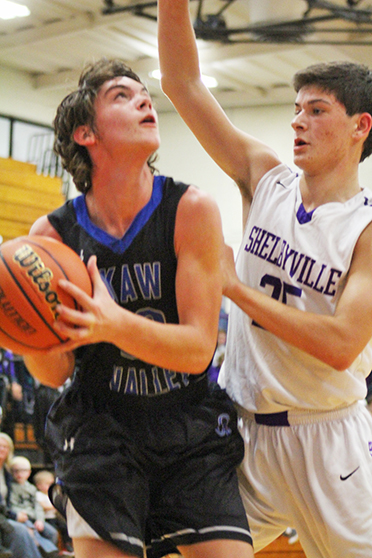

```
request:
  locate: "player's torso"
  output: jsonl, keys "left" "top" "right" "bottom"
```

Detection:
{"left": 223, "top": 164, "right": 372, "bottom": 412}
{"left": 48, "top": 175, "right": 201, "bottom": 397}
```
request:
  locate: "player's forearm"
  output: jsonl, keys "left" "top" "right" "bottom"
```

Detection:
{"left": 106, "top": 306, "right": 216, "bottom": 374}
{"left": 24, "top": 351, "right": 75, "bottom": 388}
{"left": 158, "top": 0, "right": 201, "bottom": 92}
{"left": 227, "top": 280, "right": 359, "bottom": 371}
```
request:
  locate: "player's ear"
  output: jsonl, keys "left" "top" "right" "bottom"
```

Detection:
{"left": 353, "top": 112, "right": 372, "bottom": 140}
{"left": 73, "top": 125, "right": 95, "bottom": 146}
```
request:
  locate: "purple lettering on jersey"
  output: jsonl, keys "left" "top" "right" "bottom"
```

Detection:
{"left": 324, "top": 268, "right": 342, "bottom": 297}
{"left": 266, "top": 234, "right": 281, "bottom": 264}
{"left": 245, "top": 224, "right": 344, "bottom": 298}
{"left": 252, "top": 228, "right": 267, "bottom": 256}
{"left": 313, "top": 264, "right": 327, "bottom": 293}
{"left": 244, "top": 226, "right": 259, "bottom": 253}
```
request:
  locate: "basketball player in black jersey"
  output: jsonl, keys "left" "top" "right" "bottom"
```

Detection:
{"left": 22, "top": 59, "right": 254, "bottom": 558}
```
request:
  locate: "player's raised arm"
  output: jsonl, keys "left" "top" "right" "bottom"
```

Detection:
{"left": 157, "top": 0, "right": 280, "bottom": 201}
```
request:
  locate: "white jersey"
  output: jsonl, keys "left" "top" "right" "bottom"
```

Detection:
{"left": 220, "top": 163, "right": 372, "bottom": 413}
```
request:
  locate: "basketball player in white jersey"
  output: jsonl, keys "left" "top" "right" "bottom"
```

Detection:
{"left": 158, "top": 2, "right": 372, "bottom": 557}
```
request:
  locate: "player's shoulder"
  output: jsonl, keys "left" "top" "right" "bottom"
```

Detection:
{"left": 29, "top": 215, "right": 62, "bottom": 241}
{"left": 174, "top": 185, "right": 223, "bottom": 256}
{"left": 178, "top": 184, "right": 220, "bottom": 220}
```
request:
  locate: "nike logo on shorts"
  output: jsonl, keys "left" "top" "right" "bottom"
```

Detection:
{"left": 340, "top": 466, "right": 360, "bottom": 481}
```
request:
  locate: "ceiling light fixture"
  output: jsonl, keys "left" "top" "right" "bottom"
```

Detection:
{"left": 150, "top": 69, "right": 218, "bottom": 89}
{"left": 0, "top": 0, "right": 30, "bottom": 20}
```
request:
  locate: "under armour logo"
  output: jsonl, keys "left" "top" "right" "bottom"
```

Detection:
{"left": 369, "top": 441, "right": 372, "bottom": 457}
{"left": 63, "top": 437, "right": 75, "bottom": 452}
{"left": 215, "top": 413, "right": 232, "bottom": 437}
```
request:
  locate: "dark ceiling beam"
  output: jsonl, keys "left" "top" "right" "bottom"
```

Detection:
{"left": 101, "top": 0, "right": 372, "bottom": 45}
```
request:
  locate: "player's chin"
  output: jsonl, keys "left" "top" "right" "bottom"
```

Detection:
{"left": 293, "top": 150, "right": 304, "bottom": 164}
{"left": 293, "top": 147, "right": 314, "bottom": 168}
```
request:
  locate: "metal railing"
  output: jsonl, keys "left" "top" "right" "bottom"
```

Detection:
{"left": 28, "top": 132, "right": 71, "bottom": 198}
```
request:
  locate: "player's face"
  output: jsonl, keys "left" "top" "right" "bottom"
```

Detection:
{"left": 291, "top": 86, "right": 358, "bottom": 176}
{"left": 92, "top": 76, "right": 160, "bottom": 158}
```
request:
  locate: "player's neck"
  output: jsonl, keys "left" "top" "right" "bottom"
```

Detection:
{"left": 300, "top": 166, "right": 361, "bottom": 211}
{"left": 86, "top": 164, "right": 154, "bottom": 238}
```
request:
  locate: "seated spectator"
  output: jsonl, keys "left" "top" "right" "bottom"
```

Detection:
{"left": 34, "top": 470, "right": 73, "bottom": 556}
{"left": 0, "top": 432, "right": 50, "bottom": 558}
{"left": 9, "top": 456, "right": 59, "bottom": 557}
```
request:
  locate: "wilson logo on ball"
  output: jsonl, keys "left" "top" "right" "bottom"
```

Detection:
{"left": 13, "top": 244, "right": 62, "bottom": 319}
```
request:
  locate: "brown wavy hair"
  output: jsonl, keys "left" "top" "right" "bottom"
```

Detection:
{"left": 53, "top": 58, "right": 158, "bottom": 193}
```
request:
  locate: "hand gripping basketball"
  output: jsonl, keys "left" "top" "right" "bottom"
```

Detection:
{"left": 0, "top": 235, "right": 92, "bottom": 353}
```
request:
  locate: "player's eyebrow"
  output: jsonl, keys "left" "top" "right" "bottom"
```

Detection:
{"left": 104, "top": 84, "right": 149, "bottom": 97}
{"left": 295, "top": 98, "right": 332, "bottom": 109}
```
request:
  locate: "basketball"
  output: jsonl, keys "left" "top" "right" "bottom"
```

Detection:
{"left": 0, "top": 235, "right": 92, "bottom": 354}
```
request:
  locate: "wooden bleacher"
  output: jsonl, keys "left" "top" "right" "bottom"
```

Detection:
{"left": 0, "top": 156, "right": 65, "bottom": 243}
{"left": 12, "top": 421, "right": 50, "bottom": 473}
{"left": 255, "top": 534, "right": 305, "bottom": 557}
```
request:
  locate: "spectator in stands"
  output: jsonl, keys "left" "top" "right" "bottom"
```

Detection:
{"left": 9, "top": 456, "right": 59, "bottom": 557}
{"left": 0, "top": 432, "right": 48, "bottom": 558}
{"left": 34, "top": 470, "right": 73, "bottom": 556}
{"left": 0, "top": 351, "right": 35, "bottom": 440}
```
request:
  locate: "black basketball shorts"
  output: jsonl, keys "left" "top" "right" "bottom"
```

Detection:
{"left": 47, "top": 376, "right": 252, "bottom": 557}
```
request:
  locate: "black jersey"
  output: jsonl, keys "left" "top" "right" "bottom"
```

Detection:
{"left": 48, "top": 175, "right": 206, "bottom": 398}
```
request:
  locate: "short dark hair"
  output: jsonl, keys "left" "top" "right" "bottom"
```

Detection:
{"left": 293, "top": 61, "right": 372, "bottom": 162}
{"left": 53, "top": 58, "right": 158, "bottom": 193}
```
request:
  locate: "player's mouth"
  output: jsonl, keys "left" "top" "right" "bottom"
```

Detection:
{"left": 294, "top": 137, "right": 308, "bottom": 152}
{"left": 140, "top": 114, "right": 156, "bottom": 125}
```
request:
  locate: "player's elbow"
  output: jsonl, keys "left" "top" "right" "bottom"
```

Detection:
{"left": 329, "top": 357, "right": 352, "bottom": 372}
{"left": 160, "top": 75, "right": 201, "bottom": 106}
{"left": 42, "top": 377, "right": 66, "bottom": 389}
{"left": 189, "top": 342, "right": 216, "bottom": 375}
{"left": 31, "top": 370, "right": 67, "bottom": 389}
{"left": 325, "top": 345, "right": 358, "bottom": 372}
{"left": 160, "top": 78, "right": 186, "bottom": 108}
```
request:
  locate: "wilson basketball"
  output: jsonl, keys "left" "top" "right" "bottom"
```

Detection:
{"left": 0, "top": 235, "right": 92, "bottom": 354}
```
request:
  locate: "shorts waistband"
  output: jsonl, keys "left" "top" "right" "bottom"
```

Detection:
{"left": 236, "top": 401, "right": 362, "bottom": 426}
